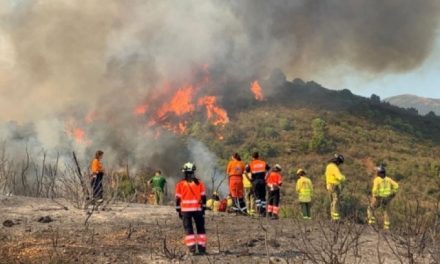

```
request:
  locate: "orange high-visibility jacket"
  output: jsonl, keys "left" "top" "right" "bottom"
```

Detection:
{"left": 246, "top": 159, "right": 270, "bottom": 181}
{"left": 266, "top": 171, "right": 282, "bottom": 188}
{"left": 227, "top": 160, "right": 245, "bottom": 177}
{"left": 175, "top": 179, "right": 206, "bottom": 212}
{"left": 91, "top": 159, "right": 103, "bottom": 174}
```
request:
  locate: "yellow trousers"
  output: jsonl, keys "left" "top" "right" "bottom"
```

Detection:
{"left": 367, "top": 196, "right": 391, "bottom": 229}
{"left": 327, "top": 184, "right": 341, "bottom": 220}
{"left": 244, "top": 187, "right": 255, "bottom": 213}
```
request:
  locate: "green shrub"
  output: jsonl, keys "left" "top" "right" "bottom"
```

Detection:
{"left": 118, "top": 176, "right": 136, "bottom": 198}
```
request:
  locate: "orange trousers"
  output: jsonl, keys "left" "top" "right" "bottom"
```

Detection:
{"left": 229, "top": 176, "right": 244, "bottom": 198}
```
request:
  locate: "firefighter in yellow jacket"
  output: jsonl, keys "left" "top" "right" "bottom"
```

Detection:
{"left": 296, "top": 169, "right": 313, "bottom": 220}
{"left": 243, "top": 173, "right": 255, "bottom": 216}
{"left": 325, "top": 153, "right": 345, "bottom": 220}
{"left": 367, "top": 165, "right": 399, "bottom": 230}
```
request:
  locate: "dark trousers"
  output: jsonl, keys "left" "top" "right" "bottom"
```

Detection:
{"left": 91, "top": 172, "right": 103, "bottom": 200}
{"left": 300, "top": 202, "right": 311, "bottom": 218}
{"left": 182, "top": 211, "right": 206, "bottom": 252}
{"left": 252, "top": 179, "right": 266, "bottom": 215}
{"left": 268, "top": 189, "right": 280, "bottom": 206}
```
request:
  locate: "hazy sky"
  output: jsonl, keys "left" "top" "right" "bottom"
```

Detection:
{"left": 317, "top": 32, "right": 440, "bottom": 99}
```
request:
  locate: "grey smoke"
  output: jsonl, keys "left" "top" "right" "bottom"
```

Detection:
{"left": 0, "top": 0, "right": 439, "bottom": 180}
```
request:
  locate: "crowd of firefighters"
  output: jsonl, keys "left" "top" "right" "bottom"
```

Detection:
{"left": 90, "top": 150, "right": 399, "bottom": 255}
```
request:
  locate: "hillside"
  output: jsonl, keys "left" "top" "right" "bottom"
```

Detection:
{"left": 187, "top": 77, "right": 440, "bottom": 221}
{"left": 385, "top": 94, "right": 440, "bottom": 115}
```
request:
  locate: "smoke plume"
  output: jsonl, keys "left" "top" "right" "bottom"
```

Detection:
{"left": 0, "top": 0, "right": 439, "bottom": 180}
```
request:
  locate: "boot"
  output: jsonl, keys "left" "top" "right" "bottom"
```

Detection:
{"left": 198, "top": 245, "right": 206, "bottom": 255}
{"left": 189, "top": 245, "right": 197, "bottom": 255}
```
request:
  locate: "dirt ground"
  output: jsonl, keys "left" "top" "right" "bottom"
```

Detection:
{"left": 0, "top": 195, "right": 434, "bottom": 264}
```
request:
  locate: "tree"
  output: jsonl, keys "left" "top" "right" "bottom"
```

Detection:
{"left": 309, "top": 118, "right": 333, "bottom": 153}
{"left": 370, "top": 94, "right": 381, "bottom": 103}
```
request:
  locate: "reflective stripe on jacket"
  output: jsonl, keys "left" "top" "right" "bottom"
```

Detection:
{"left": 175, "top": 180, "right": 206, "bottom": 212}
{"left": 296, "top": 176, "right": 313, "bottom": 203}
{"left": 372, "top": 176, "right": 399, "bottom": 198}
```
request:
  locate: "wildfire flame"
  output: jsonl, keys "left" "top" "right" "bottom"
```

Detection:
{"left": 197, "top": 96, "right": 229, "bottom": 126}
{"left": 250, "top": 80, "right": 264, "bottom": 101}
{"left": 66, "top": 126, "right": 91, "bottom": 145}
{"left": 156, "top": 85, "right": 196, "bottom": 119}
{"left": 132, "top": 66, "right": 232, "bottom": 135}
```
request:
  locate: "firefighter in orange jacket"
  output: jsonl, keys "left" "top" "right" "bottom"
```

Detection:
{"left": 175, "top": 162, "right": 207, "bottom": 255}
{"left": 266, "top": 164, "right": 283, "bottom": 219}
{"left": 226, "top": 153, "right": 246, "bottom": 214}
{"left": 245, "top": 152, "right": 270, "bottom": 216}
{"left": 90, "top": 150, "right": 104, "bottom": 203}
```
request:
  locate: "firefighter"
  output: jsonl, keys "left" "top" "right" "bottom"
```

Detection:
{"left": 325, "top": 153, "right": 346, "bottom": 220}
{"left": 367, "top": 165, "right": 399, "bottom": 230}
{"left": 175, "top": 162, "right": 207, "bottom": 255}
{"left": 149, "top": 170, "right": 167, "bottom": 205}
{"left": 266, "top": 164, "right": 283, "bottom": 219}
{"left": 206, "top": 192, "right": 221, "bottom": 212}
{"left": 226, "top": 153, "right": 246, "bottom": 214}
{"left": 243, "top": 172, "right": 255, "bottom": 216}
{"left": 296, "top": 169, "right": 313, "bottom": 220}
{"left": 246, "top": 152, "right": 270, "bottom": 216}
{"left": 90, "top": 150, "right": 104, "bottom": 203}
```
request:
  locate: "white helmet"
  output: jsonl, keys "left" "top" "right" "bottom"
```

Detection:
{"left": 274, "top": 164, "right": 282, "bottom": 171}
{"left": 182, "top": 162, "right": 196, "bottom": 173}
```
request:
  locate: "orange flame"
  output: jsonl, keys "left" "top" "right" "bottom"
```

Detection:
{"left": 66, "top": 126, "right": 91, "bottom": 145}
{"left": 197, "top": 96, "right": 229, "bottom": 126}
{"left": 156, "top": 85, "right": 195, "bottom": 119}
{"left": 133, "top": 66, "right": 231, "bottom": 135}
{"left": 250, "top": 81, "right": 264, "bottom": 101}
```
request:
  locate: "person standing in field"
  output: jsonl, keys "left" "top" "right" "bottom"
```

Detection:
{"left": 226, "top": 153, "right": 246, "bottom": 214}
{"left": 91, "top": 150, "right": 105, "bottom": 203}
{"left": 175, "top": 162, "right": 207, "bottom": 255}
{"left": 243, "top": 172, "right": 255, "bottom": 216}
{"left": 325, "top": 153, "right": 346, "bottom": 221}
{"left": 367, "top": 165, "right": 399, "bottom": 230}
{"left": 246, "top": 152, "right": 270, "bottom": 217}
{"left": 266, "top": 164, "right": 283, "bottom": 219}
{"left": 149, "top": 170, "right": 167, "bottom": 205}
{"left": 295, "top": 169, "right": 313, "bottom": 220}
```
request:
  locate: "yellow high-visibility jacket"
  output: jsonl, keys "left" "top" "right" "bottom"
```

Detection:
{"left": 325, "top": 163, "right": 346, "bottom": 186}
{"left": 296, "top": 176, "right": 313, "bottom": 203}
{"left": 243, "top": 174, "right": 252, "bottom": 188}
{"left": 372, "top": 176, "right": 399, "bottom": 198}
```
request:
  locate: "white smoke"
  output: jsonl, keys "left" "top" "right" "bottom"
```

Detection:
{"left": 187, "top": 138, "right": 227, "bottom": 196}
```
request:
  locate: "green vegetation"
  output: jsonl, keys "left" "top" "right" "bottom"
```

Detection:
{"left": 186, "top": 79, "right": 440, "bottom": 225}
